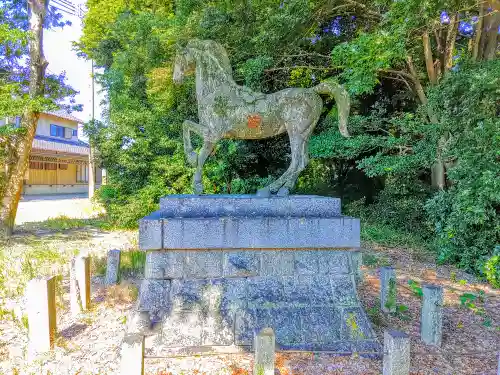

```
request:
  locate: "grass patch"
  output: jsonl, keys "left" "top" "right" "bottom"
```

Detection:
{"left": 91, "top": 256, "right": 107, "bottom": 276}
{"left": 104, "top": 282, "right": 139, "bottom": 307}
{"left": 91, "top": 249, "right": 146, "bottom": 278}
{"left": 362, "top": 252, "right": 391, "bottom": 268}
{"left": 18, "top": 214, "right": 116, "bottom": 232}
{"left": 120, "top": 250, "right": 146, "bottom": 277}
{"left": 360, "top": 221, "right": 425, "bottom": 249}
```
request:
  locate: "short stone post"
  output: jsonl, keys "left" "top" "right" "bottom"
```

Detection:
{"left": 26, "top": 276, "right": 57, "bottom": 354}
{"left": 120, "top": 333, "right": 144, "bottom": 375}
{"left": 380, "top": 267, "right": 397, "bottom": 313}
{"left": 106, "top": 249, "right": 121, "bottom": 285}
{"left": 497, "top": 352, "right": 500, "bottom": 375}
{"left": 420, "top": 284, "right": 443, "bottom": 346}
{"left": 383, "top": 330, "right": 410, "bottom": 375}
{"left": 70, "top": 256, "right": 91, "bottom": 315}
{"left": 351, "top": 250, "right": 363, "bottom": 283}
{"left": 254, "top": 327, "right": 275, "bottom": 375}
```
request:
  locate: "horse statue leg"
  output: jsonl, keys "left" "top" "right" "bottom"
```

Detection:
{"left": 193, "top": 139, "right": 216, "bottom": 194}
{"left": 260, "top": 106, "right": 319, "bottom": 196}
{"left": 183, "top": 120, "right": 205, "bottom": 167}
{"left": 263, "top": 135, "right": 307, "bottom": 195}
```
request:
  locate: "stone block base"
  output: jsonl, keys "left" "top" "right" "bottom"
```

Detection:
{"left": 136, "top": 195, "right": 379, "bottom": 356}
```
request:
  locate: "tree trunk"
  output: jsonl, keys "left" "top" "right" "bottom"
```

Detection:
{"left": 422, "top": 31, "right": 437, "bottom": 85}
{"left": 0, "top": 0, "right": 48, "bottom": 237}
{"left": 444, "top": 14, "right": 458, "bottom": 70}
{"left": 406, "top": 56, "right": 445, "bottom": 189}
{"left": 472, "top": 4, "right": 484, "bottom": 60}
{"left": 484, "top": 9, "right": 500, "bottom": 60}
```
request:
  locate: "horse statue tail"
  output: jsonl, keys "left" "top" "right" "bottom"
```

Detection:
{"left": 312, "top": 79, "right": 350, "bottom": 137}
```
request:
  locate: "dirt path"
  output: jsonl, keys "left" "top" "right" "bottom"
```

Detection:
{"left": 15, "top": 194, "right": 102, "bottom": 225}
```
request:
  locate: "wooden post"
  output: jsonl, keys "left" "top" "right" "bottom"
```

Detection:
{"left": 380, "top": 267, "right": 397, "bottom": 313}
{"left": 383, "top": 330, "right": 410, "bottom": 375}
{"left": 254, "top": 327, "right": 275, "bottom": 375}
{"left": 70, "top": 256, "right": 91, "bottom": 315}
{"left": 26, "top": 276, "right": 57, "bottom": 355}
{"left": 120, "top": 333, "right": 144, "bottom": 375}
{"left": 421, "top": 284, "right": 443, "bottom": 346}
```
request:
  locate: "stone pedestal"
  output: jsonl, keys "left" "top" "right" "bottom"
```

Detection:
{"left": 135, "top": 195, "right": 380, "bottom": 357}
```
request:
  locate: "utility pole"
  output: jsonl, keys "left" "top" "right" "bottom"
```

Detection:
{"left": 88, "top": 59, "right": 95, "bottom": 199}
{"left": 49, "top": 0, "right": 96, "bottom": 199}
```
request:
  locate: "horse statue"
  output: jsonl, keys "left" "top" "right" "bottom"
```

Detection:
{"left": 173, "top": 39, "right": 350, "bottom": 195}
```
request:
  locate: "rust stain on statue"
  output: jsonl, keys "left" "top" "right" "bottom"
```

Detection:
{"left": 247, "top": 114, "right": 262, "bottom": 129}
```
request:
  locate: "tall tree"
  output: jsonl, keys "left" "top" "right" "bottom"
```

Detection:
{"left": 0, "top": 0, "right": 48, "bottom": 237}
{"left": 0, "top": 0, "right": 78, "bottom": 236}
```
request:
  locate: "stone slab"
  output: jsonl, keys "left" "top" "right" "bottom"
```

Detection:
{"left": 223, "top": 250, "right": 261, "bottom": 277}
{"left": 138, "top": 279, "right": 170, "bottom": 312}
{"left": 139, "top": 275, "right": 379, "bottom": 354}
{"left": 151, "top": 216, "right": 360, "bottom": 250}
{"left": 142, "top": 250, "right": 354, "bottom": 280}
{"left": 159, "top": 194, "right": 341, "bottom": 217}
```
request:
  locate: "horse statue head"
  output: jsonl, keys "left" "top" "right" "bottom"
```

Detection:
{"left": 173, "top": 40, "right": 232, "bottom": 85}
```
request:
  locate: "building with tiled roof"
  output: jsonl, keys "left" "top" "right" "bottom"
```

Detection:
{"left": 0, "top": 111, "right": 102, "bottom": 195}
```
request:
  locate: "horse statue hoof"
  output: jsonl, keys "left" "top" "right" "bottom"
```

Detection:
{"left": 193, "top": 181, "right": 203, "bottom": 195}
{"left": 256, "top": 187, "right": 271, "bottom": 198}
{"left": 277, "top": 187, "right": 290, "bottom": 197}
{"left": 187, "top": 152, "right": 198, "bottom": 167}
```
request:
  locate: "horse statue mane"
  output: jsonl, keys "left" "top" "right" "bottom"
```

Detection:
{"left": 174, "top": 39, "right": 350, "bottom": 196}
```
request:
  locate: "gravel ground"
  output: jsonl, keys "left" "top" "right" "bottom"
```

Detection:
{"left": 0, "top": 208, "right": 499, "bottom": 374}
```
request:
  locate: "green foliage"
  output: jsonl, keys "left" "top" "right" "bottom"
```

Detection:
{"left": 78, "top": 0, "right": 499, "bottom": 287}
{"left": 385, "top": 277, "right": 397, "bottom": 312}
{"left": 424, "top": 60, "right": 500, "bottom": 275}
{"left": 484, "top": 253, "right": 500, "bottom": 289}
{"left": 120, "top": 250, "right": 146, "bottom": 276}
{"left": 362, "top": 253, "right": 390, "bottom": 268}
{"left": 407, "top": 279, "right": 423, "bottom": 298}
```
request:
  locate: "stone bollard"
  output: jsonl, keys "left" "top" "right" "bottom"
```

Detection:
{"left": 254, "top": 327, "right": 275, "bottom": 375}
{"left": 383, "top": 330, "right": 410, "bottom": 375}
{"left": 421, "top": 284, "right": 443, "bottom": 346}
{"left": 70, "top": 256, "right": 91, "bottom": 315}
{"left": 351, "top": 250, "right": 364, "bottom": 284}
{"left": 120, "top": 333, "right": 144, "bottom": 375}
{"left": 380, "top": 267, "right": 397, "bottom": 313}
{"left": 106, "top": 249, "right": 121, "bottom": 285}
{"left": 497, "top": 352, "right": 500, "bottom": 375}
{"left": 26, "top": 276, "right": 57, "bottom": 355}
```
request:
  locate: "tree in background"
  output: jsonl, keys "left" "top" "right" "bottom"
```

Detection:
{"left": 0, "top": 0, "right": 79, "bottom": 237}
{"left": 79, "top": 0, "right": 499, "bottom": 283}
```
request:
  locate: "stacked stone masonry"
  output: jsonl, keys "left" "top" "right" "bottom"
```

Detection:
{"left": 137, "top": 195, "right": 380, "bottom": 356}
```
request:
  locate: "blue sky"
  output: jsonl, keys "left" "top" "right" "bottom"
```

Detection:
{"left": 44, "top": 0, "right": 104, "bottom": 126}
